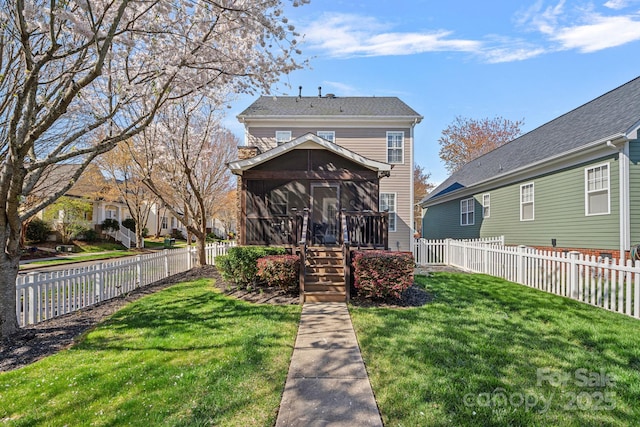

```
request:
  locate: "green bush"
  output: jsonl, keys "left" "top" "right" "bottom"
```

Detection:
{"left": 122, "top": 218, "right": 136, "bottom": 232}
{"left": 101, "top": 218, "right": 120, "bottom": 232}
{"left": 352, "top": 251, "right": 414, "bottom": 300}
{"left": 215, "top": 246, "right": 286, "bottom": 288}
{"left": 25, "top": 218, "right": 52, "bottom": 243}
{"left": 171, "top": 228, "right": 185, "bottom": 240}
{"left": 256, "top": 255, "right": 300, "bottom": 291}
{"left": 80, "top": 228, "right": 100, "bottom": 242}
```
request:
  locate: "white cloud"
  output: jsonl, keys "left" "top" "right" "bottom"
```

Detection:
{"left": 552, "top": 14, "right": 640, "bottom": 51}
{"left": 604, "top": 0, "right": 640, "bottom": 9}
{"left": 303, "top": 13, "right": 482, "bottom": 58}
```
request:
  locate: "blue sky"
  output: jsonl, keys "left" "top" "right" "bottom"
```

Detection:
{"left": 226, "top": 0, "right": 640, "bottom": 185}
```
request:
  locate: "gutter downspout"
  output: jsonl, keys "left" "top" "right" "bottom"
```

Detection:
{"left": 606, "top": 140, "right": 630, "bottom": 258}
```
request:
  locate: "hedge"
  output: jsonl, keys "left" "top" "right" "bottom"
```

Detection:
{"left": 215, "top": 246, "right": 286, "bottom": 288}
{"left": 256, "top": 255, "right": 300, "bottom": 291}
{"left": 352, "top": 250, "right": 414, "bottom": 300}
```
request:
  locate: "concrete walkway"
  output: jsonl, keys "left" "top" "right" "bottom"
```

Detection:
{"left": 275, "top": 303, "right": 383, "bottom": 427}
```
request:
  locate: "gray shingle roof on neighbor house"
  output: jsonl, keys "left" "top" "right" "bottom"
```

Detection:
{"left": 237, "top": 95, "right": 423, "bottom": 120}
{"left": 423, "top": 75, "right": 640, "bottom": 205}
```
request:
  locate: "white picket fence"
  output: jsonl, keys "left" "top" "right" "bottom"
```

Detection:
{"left": 413, "top": 237, "right": 640, "bottom": 319}
{"left": 15, "top": 242, "right": 235, "bottom": 326}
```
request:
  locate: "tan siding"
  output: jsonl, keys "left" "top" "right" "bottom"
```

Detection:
{"left": 245, "top": 125, "right": 414, "bottom": 252}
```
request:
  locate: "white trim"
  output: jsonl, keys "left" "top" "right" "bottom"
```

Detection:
{"left": 386, "top": 131, "right": 404, "bottom": 164}
{"left": 482, "top": 193, "right": 490, "bottom": 218}
{"left": 620, "top": 142, "right": 631, "bottom": 253}
{"left": 380, "top": 192, "right": 397, "bottom": 232}
{"left": 460, "top": 197, "right": 475, "bottom": 226}
{"left": 584, "top": 162, "right": 610, "bottom": 216}
{"left": 520, "top": 183, "right": 535, "bottom": 221}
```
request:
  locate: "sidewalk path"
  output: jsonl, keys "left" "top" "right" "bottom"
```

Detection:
{"left": 275, "top": 303, "right": 383, "bottom": 427}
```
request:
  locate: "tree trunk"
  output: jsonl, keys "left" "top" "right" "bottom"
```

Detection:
{"left": 0, "top": 248, "right": 21, "bottom": 338}
{"left": 135, "top": 225, "right": 144, "bottom": 249}
{"left": 196, "top": 235, "right": 207, "bottom": 267}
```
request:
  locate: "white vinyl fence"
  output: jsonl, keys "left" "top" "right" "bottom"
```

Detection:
{"left": 16, "top": 242, "right": 235, "bottom": 327}
{"left": 413, "top": 237, "right": 640, "bottom": 319}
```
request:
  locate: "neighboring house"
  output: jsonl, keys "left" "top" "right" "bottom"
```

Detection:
{"left": 420, "top": 76, "right": 640, "bottom": 259}
{"left": 230, "top": 91, "right": 423, "bottom": 252}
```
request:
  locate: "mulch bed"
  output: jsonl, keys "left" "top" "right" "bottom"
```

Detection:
{"left": 0, "top": 265, "right": 463, "bottom": 373}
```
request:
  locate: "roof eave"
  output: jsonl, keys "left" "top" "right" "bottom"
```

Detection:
{"left": 421, "top": 133, "right": 628, "bottom": 207}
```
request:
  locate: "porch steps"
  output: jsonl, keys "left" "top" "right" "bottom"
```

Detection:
{"left": 303, "top": 247, "right": 347, "bottom": 303}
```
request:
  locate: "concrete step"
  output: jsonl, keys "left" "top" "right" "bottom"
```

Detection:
{"left": 304, "top": 291, "right": 347, "bottom": 303}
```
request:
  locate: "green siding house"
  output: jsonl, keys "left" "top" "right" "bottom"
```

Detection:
{"left": 420, "top": 76, "right": 640, "bottom": 259}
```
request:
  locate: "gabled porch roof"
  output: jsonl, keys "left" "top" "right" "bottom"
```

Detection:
{"left": 228, "top": 133, "right": 392, "bottom": 178}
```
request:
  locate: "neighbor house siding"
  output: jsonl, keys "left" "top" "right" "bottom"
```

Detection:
{"left": 629, "top": 139, "right": 640, "bottom": 246}
{"left": 424, "top": 156, "right": 620, "bottom": 250}
{"left": 245, "top": 125, "right": 414, "bottom": 251}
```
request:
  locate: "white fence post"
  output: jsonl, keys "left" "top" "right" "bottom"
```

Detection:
{"left": 95, "top": 263, "right": 103, "bottom": 302}
{"left": 569, "top": 251, "right": 580, "bottom": 299}
{"left": 27, "top": 273, "right": 35, "bottom": 325}
{"left": 136, "top": 254, "right": 142, "bottom": 288}
{"left": 164, "top": 249, "right": 170, "bottom": 276}
{"left": 445, "top": 238, "right": 451, "bottom": 266}
{"left": 517, "top": 245, "right": 526, "bottom": 284}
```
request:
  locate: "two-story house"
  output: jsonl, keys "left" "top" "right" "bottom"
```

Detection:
{"left": 230, "top": 90, "right": 422, "bottom": 252}
{"left": 228, "top": 90, "right": 422, "bottom": 302}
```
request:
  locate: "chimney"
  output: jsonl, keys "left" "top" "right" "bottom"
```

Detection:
{"left": 318, "top": 86, "right": 322, "bottom": 98}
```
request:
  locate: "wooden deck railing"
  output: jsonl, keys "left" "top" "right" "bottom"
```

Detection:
{"left": 343, "top": 211, "right": 389, "bottom": 249}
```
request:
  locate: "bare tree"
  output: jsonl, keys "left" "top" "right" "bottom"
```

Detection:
{"left": 438, "top": 116, "right": 524, "bottom": 173}
{"left": 138, "top": 99, "right": 238, "bottom": 266}
{"left": 414, "top": 164, "right": 435, "bottom": 236}
{"left": 0, "top": 0, "right": 306, "bottom": 337}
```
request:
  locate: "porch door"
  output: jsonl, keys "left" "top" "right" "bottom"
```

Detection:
{"left": 311, "top": 184, "right": 339, "bottom": 245}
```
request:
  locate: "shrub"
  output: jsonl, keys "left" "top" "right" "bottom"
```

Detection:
{"left": 25, "top": 218, "right": 52, "bottom": 243}
{"left": 101, "top": 218, "right": 120, "bottom": 232}
{"left": 215, "top": 246, "right": 286, "bottom": 288}
{"left": 171, "top": 228, "right": 185, "bottom": 240}
{"left": 256, "top": 255, "right": 300, "bottom": 291}
{"left": 80, "top": 228, "right": 100, "bottom": 242}
{"left": 122, "top": 218, "right": 136, "bottom": 232}
{"left": 352, "top": 250, "right": 414, "bottom": 300}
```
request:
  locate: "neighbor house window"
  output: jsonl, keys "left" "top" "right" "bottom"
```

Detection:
{"left": 161, "top": 216, "right": 167, "bottom": 230}
{"left": 520, "top": 183, "right": 534, "bottom": 221}
{"left": 460, "top": 198, "right": 475, "bottom": 226}
{"left": 317, "top": 131, "right": 335, "bottom": 143}
{"left": 387, "top": 131, "right": 404, "bottom": 164}
{"left": 275, "top": 131, "right": 291, "bottom": 146}
{"left": 482, "top": 194, "right": 490, "bottom": 218}
{"left": 171, "top": 217, "right": 177, "bottom": 228}
{"left": 380, "top": 193, "right": 396, "bottom": 232}
{"left": 585, "top": 163, "right": 610, "bottom": 215}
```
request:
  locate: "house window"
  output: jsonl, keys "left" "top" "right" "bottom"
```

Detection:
{"left": 171, "top": 217, "right": 177, "bottom": 228}
{"left": 387, "top": 131, "right": 404, "bottom": 164}
{"left": 317, "top": 131, "right": 335, "bottom": 143}
{"left": 460, "top": 198, "right": 475, "bottom": 226}
{"left": 161, "top": 216, "right": 167, "bottom": 230}
{"left": 269, "top": 189, "right": 289, "bottom": 215}
{"left": 585, "top": 163, "right": 610, "bottom": 215}
{"left": 275, "top": 131, "right": 291, "bottom": 146}
{"left": 482, "top": 194, "right": 490, "bottom": 218}
{"left": 380, "top": 193, "right": 396, "bottom": 232}
{"left": 520, "top": 183, "right": 534, "bottom": 221}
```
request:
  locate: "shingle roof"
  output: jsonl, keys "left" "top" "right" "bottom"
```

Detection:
{"left": 237, "top": 96, "right": 423, "bottom": 120}
{"left": 424, "top": 75, "right": 640, "bottom": 204}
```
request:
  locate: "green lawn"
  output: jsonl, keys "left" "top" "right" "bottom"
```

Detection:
{"left": 0, "top": 279, "right": 301, "bottom": 426}
{"left": 350, "top": 273, "right": 640, "bottom": 427}
{"left": 21, "top": 250, "right": 138, "bottom": 268}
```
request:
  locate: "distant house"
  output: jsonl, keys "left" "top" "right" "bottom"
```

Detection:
{"left": 420, "top": 76, "right": 640, "bottom": 259}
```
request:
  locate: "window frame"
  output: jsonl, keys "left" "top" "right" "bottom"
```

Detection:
{"left": 386, "top": 131, "right": 404, "bottom": 164}
{"left": 482, "top": 193, "right": 490, "bottom": 218}
{"left": 460, "top": 198, "right": 475, "bottom": 226}
{"left": 520, "top": 183, "right": 535, "bottom": 221}
{"left": 275, "top": 131, "right": 292, "bottom": 146}
{"left": 584, "top": 163, "right": 610, "bottom": 216}
{"left": 379, "top": 192, "right": 397, "bottom": 232}
{"left": 317, "top": 131, "right": 335, "bottom": 143}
